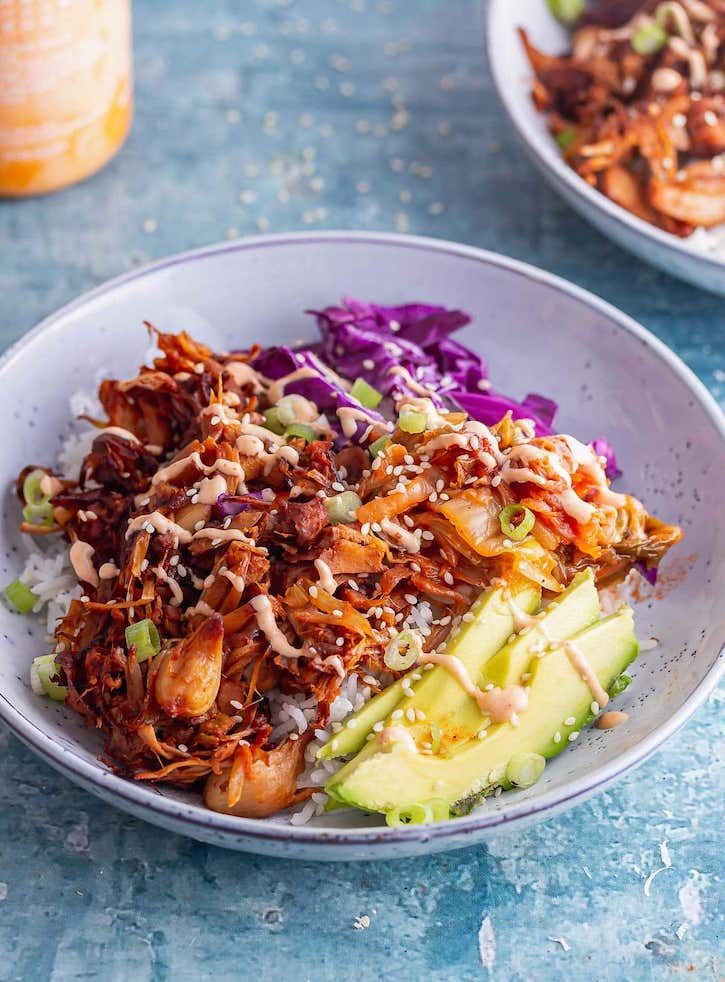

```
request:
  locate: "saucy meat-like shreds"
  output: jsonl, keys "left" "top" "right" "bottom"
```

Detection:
{"left": 521, "top": 0, "right": 724, "bottom": 235}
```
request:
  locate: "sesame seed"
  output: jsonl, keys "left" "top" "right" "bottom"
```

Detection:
{"left": 230, "top": 700, "right": 243, "bottom": 709}
{"left": 332, "top": 609, "right": 343, "bottom": 617}
{"left": 568, "top": 731, "right": 579, "bottom": 742}
{"left": 361, "top": 523, "right": 371, "bottom": 536}
{"left": 405, "top": 707, "right": 415, "bottom": 722}
{"left": 372, "top": 721, "right": 384, "bottom": 732}
{"left": 332, "top": 482, "right": 345, "bottom": 492}
{"left": 392, "top": 709, "right": 404, "bottom": 720}
{"left": 404, "top": 593, "right": 417, "bottom": 605}
{"left": 554, "top": 731, "right": 561, "bottom": 743}
{"left": 403, "top": 515, "right": 415, "bottom": 528}
{"left": 428, "top": 492, "right": 438, "bottom": 503}
{"left": 421, "top": 530, "right": 434, "bottom": 541}
{"left": 336, "top": 637, "right": 345, "bottom": 647}
{"left": 348, "top": 579, "right": 359, "bottom": 591}
{"left": 309, "top": 585, "right": 318, "bottom": 597}
{"left": 415, "top": 709, "right": 426, "bottom": 721}
{"left": 141, "top": 559, "right": 149, "bottom": 572}
{"left": 371, "top": 522, "right": 382, "bottom": 533}
{"left": 439, "top": 615, "right": 451, "bottom": 626}
{"left": 443, "top": 572, "right": 454, "bottom": 586}
{"left": 289, "top": 732, "right": 299, "bottom": 741}
{"left": 210, "top": 415, "right": 221, "bottom": 426}
{"left": 590, "top": 701, "right": 600, "bottom": 714}
{"left": 178, "top": 744, "right": 188, "bottom": 753}
{"left": 564, "top": 716, "right": 576, "bottom": 726}
{"left": 194, "top": 520, "right": 205, "bottom": 531}
{"left": 478, "top": 729, "right": 488, "bottom": 739}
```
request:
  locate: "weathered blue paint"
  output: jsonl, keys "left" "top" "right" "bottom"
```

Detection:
{"left": 0, "top": 2, "right": 721, "bottom": 979}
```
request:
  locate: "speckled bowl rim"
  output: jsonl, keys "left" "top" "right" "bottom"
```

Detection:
{"left": 0, "top": 231, "right": 722, "bottom": 854}
{"left": 486, "top": 1, "right": 725, "bottom": 278}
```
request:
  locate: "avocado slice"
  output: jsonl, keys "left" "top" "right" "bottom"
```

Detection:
{"left": 326, "top": 606, "right": 638, "bottom": 815}
{"left": 318, "top": 580, "right": 541, "bottom": 760}
{"left": 400, "top": 568, "right": 599, "bottom": 750}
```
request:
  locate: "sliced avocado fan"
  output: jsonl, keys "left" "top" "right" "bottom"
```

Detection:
{"left": 317, "top": 578, "right": 541, "bottom": 760}
{"left": 326, "top": 605, "right": 638, "bottom": 816}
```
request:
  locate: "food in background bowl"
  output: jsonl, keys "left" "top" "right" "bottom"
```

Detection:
{"left": 7, "top": 298, "right": 682, "bottom": 826}
{"left": 520, "top": 0, "right": 724, "bottom": 245}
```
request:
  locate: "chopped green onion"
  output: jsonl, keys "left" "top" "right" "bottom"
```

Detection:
{"left": 384, "top": 629, "right": 423, "bottom": 671}
{"left": 608, "top": 673, "right": 632, "bottom": 698}
{"left": 324, "top": 491, "right": 362, "bottom": 525}
{"left": 546, "top": 0, "right": 584, "bottom": 25}
{"left": 351, "top": 377, "right": 383, "bottom": 409}
{"left": 31, "top": 654, "right": 68, "bottom": 701}
{"left": 3, "top": 579, "right": 37, "bottom": 614}
{"left": 125, "top": 618, "right": 161, "bottom": 662}
{"left": 556, "top": 128, "right": 577, "bottom": 150}
{"left": 263, "top": 407, "right": 285, "bottom": 435}
{"left": 506, "top": 752, "right": 546, "bottom": 789}
{"left": 22, "top": 500, "right": 54, "bottom": 526}
{"left": 285, "top": 423, "right": 316, "bottom": 443}
{"left": 276, "top": 394, "right": 310, "bottom": 428}
{"left": 498, "top": 503, "right": 535, "bottom": 541}
{"left": 632, "top": 21, "right": 668, "bottom": 55}
{"left": 23, "top": 469, "right": 48, "bottom": 505}
{"left": 385, "top": 802, "right": 431, "bottom": 827}
{"left": 369, "top": 435, "right": 390, "bottom": 458}
{"left": 398, "top": 408, "right": 427, "bottom": 434}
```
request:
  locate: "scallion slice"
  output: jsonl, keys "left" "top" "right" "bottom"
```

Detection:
{"left": 384, "top": 629, "right": 423, "bottom": 671}
{"left": 506, "top": 752, "right": 546, "bottom": 789}
{"left": 608, "top": 673, "right": 632, "bottom": 698}
{"left": 263, "top": 407, "right": 285, "bottom": 435}
{"left": 31, "top": 654, "right": 68, "bottom": 701}
{"left": 324, "top": 491, "right": 362, "bottom": 525}
{"left": 369, "top": 435, "right": 390, "bottom": 458}
{"left": 22, "top": 500, "right": 54, "bottom": 526}
{"left": 351, "top": 377, "right": 383, "bottom": 409}
{"left": 498, "top": 503, "right": 535, "bottom": 541}
{"left": 285, "top": 423, "right": 316, "bottom": 443}
{"left": 556, "top": 128, "right": 577, "bottom": 150}
{"left": 22, "top": 469, "right": 48, "bottom": 505}
{"left": 632, "top": 21, "right": 668, "bottom": 55}
{"left": 385, "top": 802, "right": 431, "bottom": 827}
{"left": 546, "top": 0, "right": 584, "bottom": 24}
{"left": 398, "top": 409, "right": 427, "bottom": 434}
{"left": 125, "top": 618, "right": 161, "bottom": 662}
{"left": 3, "top": 579, "right": 37, "bottom": 614}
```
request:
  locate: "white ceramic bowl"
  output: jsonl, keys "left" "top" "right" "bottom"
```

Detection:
{"left": 487, "top": 0, "right": 725, "bottom": 296}
{"left": 0, "top": 232, "right": 722, "bottom": 860}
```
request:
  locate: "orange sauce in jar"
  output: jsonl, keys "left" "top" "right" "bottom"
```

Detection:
{"left": 0, "top": 0, "right": 132, "bottom": 197}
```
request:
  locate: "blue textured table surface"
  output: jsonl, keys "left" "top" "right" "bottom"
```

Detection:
{"left": 0, "top": 2, "right": 722, "bottom": 980}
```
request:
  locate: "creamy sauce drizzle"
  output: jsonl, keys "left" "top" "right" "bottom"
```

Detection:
{"left": 501, "top": 444, "right": 595, "bottom": 525}
{"left": 69, "top": 540, "right": 98, "bottom": 588}
{"left": 336, "top": 406, "right": 392, "bottom": 439}
{"left": 192, "top": 527, "right": 256, "bottom": 545}
{"left": 380, "top": 517, "right": 420, "bottom": 554}
{"left": 561, "top": 435, "right": 627, "bottom": 509}
{"left": 39, "top": 474, "right": 64, "bottom": 497}
{"left": 98, "top": 562, "right": 120, "bottom": 580}
{"left": 423, "top": 651, "right": 528, "bottom": 723}
{"left": 378, "top": 725, "right": 419, "bottom": 754}
{"left": 266, "top": 367, "right": 321, "bottom": 404}
{"left": 186, "top": 600, "right": 216, "bottom": 618}
{"left": 221, "top": 568, "right": 246, "bottom": 593}
{"left": 223, "top": 361, "right": 265, "bottom": 392}
{"left": 314, "top": 558, "right": 338, "bottom": 594}
{"left": 125, "top": 512, "right": 193, "bottom": 543}
{"left": 196, "top": 474, "right": 229, "bottom": 505}
{"left": 562, "top": 640, "right": 610, "bottom": 708}
{"left": 596, "top": 710, "right": 628, "bottom": 729}
{"left": 387, "top": 365, "right": 437, "bottom": 398}
{"left": 151, "top": 451, "right": 246, "bottom": 488}
{"left": 154, "top": 566, "right": 184, "bottom": 606}
{"left": 100, "top": 426, "right": 141, "bottom": 444}
{"left": 250, "top": 594, "right": 305, "bottom": 659}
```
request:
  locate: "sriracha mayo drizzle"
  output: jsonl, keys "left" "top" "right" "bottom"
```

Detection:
{"left": 378, "top": 725, "right": 420, "bottom": 754}
{"left": 561, "top": 640, "right": 610, "bottom": 708}
{"left": 266, "top": 367, "right": 321, "bottom": 405}
{"left": 314, "top": 558, "right": 338, "bottom": 595}
{"left": 151, "top": 451, "right": 246, "bottom": 488}
{"left": 380, "top": 517, "right": 421, "bottom": 554}
{"left": 154, "top": 566, "right": 184, "bottom": 607}
{"left": 223, "top": 361, "right": 265, "bottom": 392}
{"left": 250, "top": 594, "right": 306, "bottom": 659}
{"left": 99, "top": 426, "right": 141, "bottom": 444}
{"left": 596, "top": 710, "right": 628, "bottom": 729}
{"left": 422, "top": 651, "right": 528, "bottom": 724}
{"left": 125, "top": 512, "right": 193, "bottom": 543}
{"left": 69, "top": 540, "right": 98, "bottom": 588}
{"left": 336, "top": 406, "right": 393, "bottom": 439}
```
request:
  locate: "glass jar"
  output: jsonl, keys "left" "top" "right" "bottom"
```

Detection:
{"left": 0, "top": 0, "right": 132, "bottom": 197}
